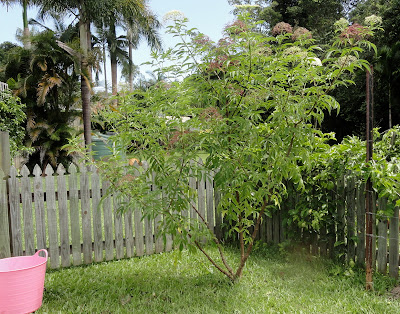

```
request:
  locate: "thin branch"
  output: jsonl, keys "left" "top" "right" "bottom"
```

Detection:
{"left": 192, "top": 238, "right": 234, "bottom": 280}
{"left": 190, "top": 202, "right": 234, "bottom": 276}
{"left": 235, "top": 197, "right": 268, "bottom": 279}
{"left": 286, "top": 132, "right": 296, "bottom": 157}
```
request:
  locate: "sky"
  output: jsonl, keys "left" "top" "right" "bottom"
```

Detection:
{"left": 0, "top": 0, "right": 236, "bottom": 85}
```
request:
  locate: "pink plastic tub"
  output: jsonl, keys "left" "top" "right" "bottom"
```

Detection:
{"left": 0, "top": 249, "right": 48, "bottom": 314}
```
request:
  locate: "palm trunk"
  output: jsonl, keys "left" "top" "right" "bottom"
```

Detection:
{"left": 110, "top": 22, "right": 118, "bottom": 105}
{"left": 111, "top": 53, "right": 118, "bottom": 105}
{"left": 22, "top": 0, "right": 30, "bottom": 49}
{"left": 128, "top": 40, "right": 133, "bottom": 92}
{"left": 103, "top": 44, "right": 108, "bottom": 96}
{"left": 79, "top": 5, "right": 91, "bottom": 148}
{"left": 127, "top": 28, "right": 134, "bottom": 92}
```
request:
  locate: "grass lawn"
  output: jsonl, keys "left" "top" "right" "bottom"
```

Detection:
{"left": 38, "top": 245, "right": 400, "bottom": 313}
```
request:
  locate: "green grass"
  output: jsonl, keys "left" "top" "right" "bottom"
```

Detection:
{"left": 38, "top": 245, "right": 400, "bottom": 313}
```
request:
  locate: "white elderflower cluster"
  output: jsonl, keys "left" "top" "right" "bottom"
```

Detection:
{"left": 337, "top": 55, "right": 358, "bottom": 68}
{"left": 163, "top": 10, "right": 186, "bottom": 24}
{"left": 364, "top": 15, "right": 382, "bottom": 27}
{"left": 334, "top": 18, "right": 349, "bottom": 31}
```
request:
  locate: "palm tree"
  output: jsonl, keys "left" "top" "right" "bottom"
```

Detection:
{"left": 100, "top": 0, "right": 162, "bottom": 101}
{"left": 1, "top": 0, "right": 32, "bottom": 48}
{"left": 5, "top": 29, "right": 81, "bottom": 169}
{"left": 125, "top": 10, "right": 161, "bottom": 92}
{"left": 93, "top": 28, "right": 109, "bottom": 95}
{"left": 34, "top": 0, "right": 114, "bottom": 148}
{"left": 34, "top": 0, "right": 161, "bottom": 147}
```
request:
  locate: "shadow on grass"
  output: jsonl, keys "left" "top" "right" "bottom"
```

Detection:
{"left": 38, "top": 245, "right": 400, "bottom": 313}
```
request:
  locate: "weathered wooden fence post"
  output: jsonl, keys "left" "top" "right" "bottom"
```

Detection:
{"left": 0, "top": 132, "right": 11, "bottom": 177}
{"left": 0, "top": 131, "right": 11, "bottom": 258}
{"left": 0, "top": 169, "right": 10, "bottom": 258}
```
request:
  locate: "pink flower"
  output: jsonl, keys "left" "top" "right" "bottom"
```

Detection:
{"left": 271, "top": 22, "right": 293, "bottom": 36}
{"left": 208, "top": 55, "right": 229, "bottom": 71}
{"left": 193, "top": 34, "right": 212, "bottom": 46}
{"left": 340, "top": 23, "right": 369, "bottom": 41}
{"left": 217, "top": 37, "right": 234, "bottom": 48}
{"left": 224, "top": 20, "right": 248, "bottom": 35}
{"left": 292, "top": 27, "right": 312, "bottom": 40}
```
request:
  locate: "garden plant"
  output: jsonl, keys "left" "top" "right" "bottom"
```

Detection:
{"left": 84, "top": 15, "right": 379, "bottom": 282}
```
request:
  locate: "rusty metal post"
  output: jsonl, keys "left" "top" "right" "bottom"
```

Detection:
{"left": 365, "top": 67, "right": 374, "bottom": 291}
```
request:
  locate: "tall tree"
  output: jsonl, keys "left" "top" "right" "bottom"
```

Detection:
{"left": 5, "top": 30, "right": 81, "bottom": 169}
{"left": 100, "top": 0, "right": 161, "bottom": 100}
{"left": 35, "top": 0, "right": 115, "bottom": 148}
{"left": 1, "top": 0, "right": 32, "bottom": 48}
{"left": 35, "top": 0, "right": 161, "bottom": 145}
{"left": 350, "top": 0, "right": 400, "bottom": 130}
{"left": 229, "top": 0, "right": 347, "bottom": 40}
{"left": 124, "top": 6, "right": 161, "bottom": 92}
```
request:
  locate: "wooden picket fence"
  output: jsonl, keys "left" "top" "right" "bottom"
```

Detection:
{"left": 0, "top": 162, "right": 285, "bottom": 269}
{"left": 280, "top": 175, "right": 400, "bottom": 278}
{"left": 0, "top": 161, "right": 398, "bottom": 278}
{"left": 0, "top": 82, "right": 8, "bottom": 92}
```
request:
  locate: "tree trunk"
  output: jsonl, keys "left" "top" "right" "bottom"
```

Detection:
{"left": 110, "top": 22, "right": 118, "bottom": 106}
{"left": 103, "top": 44, "right": 108, "bottom": 96}
{"left": 129, "top": 40, "right": 133, "bottom": 92}
{"left": 127, "top": 28, "right": 134, "bottom": 93}
{"left": 22, "top": 0, "right": 30, "bottom": 49}
{"left": 79, "top": 6, "right": 91, "bottom": 149}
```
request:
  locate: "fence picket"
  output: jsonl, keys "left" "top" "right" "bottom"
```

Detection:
{"left": 114, "top": 195, "right": 124, "bottom": 259}
{"left": 356, "top": 183, "right": 365, "bottom": 266}
{"left": 45, "top": 165, "right": 59, "bottom": 268}
{"left": 33, "top": 165, "right": 46, "bottom": 252}
{"left": 273, "top": 211, "right": 280, "bottom": 244}
{"left": 102, "top": 180, "right": 114, "bottom": 261}
{"left": 189, "top": 165, "right": 197, "bottom": 223}
{"left": 9, "top": 166, "right": 22, "bottom": 256}
{"left": 68, "top": 164, "right": 81, "bottom": 266}
{"left": 0, "top": 168, "right": 10, "bottom": 258}
{"left": 206, "top": 170, "right": 213, "bottom": 231}
{"left": 377, "top": 219, "right": 388, "bottom": 275}
{"left": 346, "top": 176, "right": 356, "bottom": 263}
{"left": 163, "top": 189, "right": 173, "bottom": 252}
{"left": 144, "top": 216, "right": 153, "bottom": 255}
{"left": 198, "top": 169, "right": 206, "bottom": 225}
{"left": 80, "top": 165, "right": 92, "bottom": 264}
{"left": 372, "top": 192, "right": 377, "bottom": 269}
{"left": 336, "top": 175, "right": 345, "bottom": 260}
{"left": 91, "top": 166, "right": 103, "bottom": 263}
{"left": 389, "top": 206, "right": 399, "bottom": 278}
{"left": 134, "top": 206, "right": 144, "bottom": 256}
{"left": 143, "top": 162, "right": 153, "bottom": 255}
{"left": 152, "top": 172, "right": 163, "bottom": 254}
{"left": 266, "top": 216, "right": 273, "bottom": 243}
{"left": 57, "top": 165, "right": 70, "bottom": 267}
{"left": 21, "top": 166, "right": 34, "bottom": 256}
{"left": 328, "top": 190, "right": 336, "bottom": 258}
{"left": 125, "top": 208, "right": 134, "bottom": 258}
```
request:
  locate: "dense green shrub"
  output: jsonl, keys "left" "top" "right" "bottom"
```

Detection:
{"left": 84, "top": 15, "right": 376, "bottom": 281}
{"left": 0, "top": 90, "right": 26, "bottom": 157}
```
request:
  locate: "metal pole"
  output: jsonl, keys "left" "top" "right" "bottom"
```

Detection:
{"left": 365, "top": 67, "right": 374, "bottom": 291}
